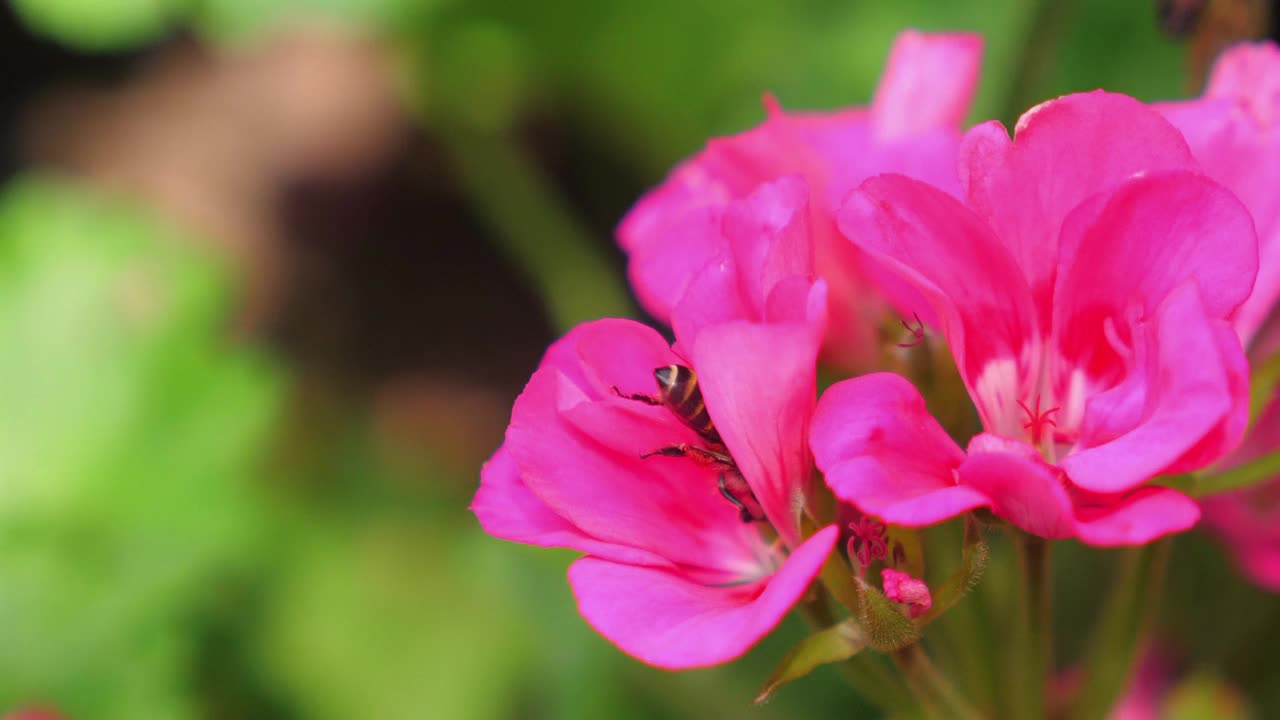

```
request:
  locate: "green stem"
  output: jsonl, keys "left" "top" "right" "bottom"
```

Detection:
{"left": 1009, "top": 533, "right": 1051, "bottom": 720}
{"left": 1067, "top": 541, "right": 1171, "bottom": 720}
{"left": 439, "top": 125, "right": 635, "bottom": 333}
{"left": 930, "top": 583, "right": 996, "bottom": 713}
{"left": 894, "top": 643, "right": 986, "bottom": 720}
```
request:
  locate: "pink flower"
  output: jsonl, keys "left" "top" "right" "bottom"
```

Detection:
{"left": 1157, "top": 43, "right": 1280, "bottom": 589}
{"left": 813, "top": 91, "right": 1258, "bottom": 545}
{"left": 881, "top": 568, "right": 932, "bottom": 618}
{"left": 1158, "top": 42, "right": 1280, "bottom": 346}
{"left": 618, "top": 30, "right": 982, "bottom": 370}
{"left": 474, "top": 182, "right": 836, "bottom": 668}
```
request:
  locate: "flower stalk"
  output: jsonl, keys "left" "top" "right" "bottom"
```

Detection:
{"left": 1067, "top": 540, "right": 1172, "bottom": 720}
{"left": 894, "top": 643, "right": 986, "bottom": 720}
{"left": 1009, "top": 532, "right": 1051, "bottom": 720}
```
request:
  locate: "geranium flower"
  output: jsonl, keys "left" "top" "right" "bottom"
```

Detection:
{"left": 1158, "top": 41, "right": 1280, "bottom": 345}
{"left": 1157, "top": 42, "right": 1280, "bottom": 588}
{"left": 618, "top": 30, "right": 982, "bottom": 369}
{"left": 813, "top": 91, "right": 1257, "bottom": 545}
{"left": 474, "top": 180, "right": 836, "bottom": 668}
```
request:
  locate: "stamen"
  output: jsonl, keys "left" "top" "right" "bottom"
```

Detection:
{"left": 1017, "top": 396, "right": 1061, "bottom": 445}
{"left": 847, "top": 515, "right": 889, "bottom": 570}
{"left": 896, "top": 311, "right": 926, "bottom": 348}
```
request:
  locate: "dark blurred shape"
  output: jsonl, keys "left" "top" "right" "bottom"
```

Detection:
{"left": 17, "top": 22, "right": 556, "bottom": 435}
{"left": 20, "top": 25, "right": 406, "bottom": 333}
{"left": 272, "top": 136, "right": 551, "bottom": 395}
{"left": 371, "top": 374, "right": 509, "bottom": 487}
{"left": 1159, "top": 0, "right": 1210, "bottom": 36}
{"left": 1159, "top": 0, "right": 1272, "bottom": 86}
{"left": 0, "top": 3, "right": 155, "bottom": 180}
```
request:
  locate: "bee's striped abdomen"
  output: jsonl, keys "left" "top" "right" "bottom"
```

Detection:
{"left": 653, "top": 364, "right": 723, "bottom": 444}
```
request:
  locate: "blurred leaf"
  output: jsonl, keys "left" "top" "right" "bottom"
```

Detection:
{"left": 0, "top": 176, "right": 281, "bottom": 718}
{"left": 195, "top": 0, "right": 430, "bottom": 44}
{"left": 1163, "top": 672, "right": 1253, "bottom": 720}
{"left": 755, "top": 618, "right": 868, "bottom": 704}
{"left": 1192, "top": 452, "right": 1280, "bottom": 497}
{"left": 256, "top": 514, "right": 534, "bottom": 720}
{"left": 11, "top": 0, "right": 187, "bottom": 51}
{"left": 427, "top": 19, "right": 529, "bottom": 132}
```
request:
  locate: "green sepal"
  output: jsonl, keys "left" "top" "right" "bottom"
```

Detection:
{"left": 754, "top": 618, "right": 869, "bottom": 704}
{"left": 855, "top": 577, "right": 921, "bottom": 652}
{"left": 919, "top": 516, "right": 989, "bottom": 624}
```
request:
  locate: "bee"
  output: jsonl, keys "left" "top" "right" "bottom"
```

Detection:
{"left": 614, "top": 364, "right": 766, "bottom": 523}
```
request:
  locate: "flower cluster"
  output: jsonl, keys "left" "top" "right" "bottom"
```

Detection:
{"left": 473, "top": 27, "right": 1278, "bottom": 698}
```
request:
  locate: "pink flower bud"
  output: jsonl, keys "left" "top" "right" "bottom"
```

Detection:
{"left": 881, "top": 568, "right": 932, "bottom": 618}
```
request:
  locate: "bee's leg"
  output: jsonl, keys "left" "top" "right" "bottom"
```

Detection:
{"left": 641, "top": 444, "right": 733, "bottom": 466}
{"left": 718, "top": 472, "right": 766, "bottom": 523}
{"left": 610, "top": 385, "right": 661, "bottom": 405}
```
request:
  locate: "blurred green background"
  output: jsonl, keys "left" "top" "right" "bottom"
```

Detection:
{"left": 0, "top": 0, "right": 1275, "bottom": 718}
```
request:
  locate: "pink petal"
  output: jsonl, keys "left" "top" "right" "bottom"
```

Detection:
{"left": 1063, "top": 283, "right": 1242, "bottom": 493}
{"left": 871, "top": 31, "right": 983, "bottom": 140}
{"left": 838, "top": 175, "right": 1041, "bottom": 436}
{"left": 811, "top": 373, "right": 985, "bottom": 525}
{"left": 540, "top": 318, "right": 682, "bottom": 403}
{"left": 1237, "top": 546, "right": 1280, "bottom": 592}
{"left": 473, "top": 447, "right": 675, "bottom": 568}
{"left": 1205, "top": 42, "right": 1280, "bottom": 126}
{"left": 671, "top": 176, "right": 817, "bottom": 349}
{"left": 1160, "top": 318, "right": 1251, "bottom": 474}
{"left": 1070, "top": 486, "right": 1200, "bottom": 547}
{"left": 1158, "top": 43, "right": 1280, "bottom": 345}
{"left": 617, "top": 185, "right": 724, "bottom": 325}
{"left": 960, "top": 91, "right": 1198, "bottom": 316}
{"left": 617, "top": 33, "right": 982, "bottom": 370}
{"left": 812, "top": 373, "right": 966, "bottom": 477}
{"left": 691, "top": 318, "right": 825, "bottom": 547}
{"left": 568, "top": 525, "right": 839, "bottom": 669}
{"left": 958, "top": 438, "right": 1076, "bottom": 539}
{"left": 1054, "top": 170, "right": 1258, "bottom": 344}
{"left": 824, "top": 457, "right": 990, "bottom": 526}
{"left": 509, "top": 320, "right": 763, "bottom": 573}
{"left": 723, "top": 175, "right": 816, "bottom": 293}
